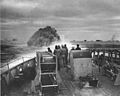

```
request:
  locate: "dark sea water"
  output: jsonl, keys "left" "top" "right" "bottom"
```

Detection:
{"left": 1, "top": 44, "right": 41, "bottom": 67}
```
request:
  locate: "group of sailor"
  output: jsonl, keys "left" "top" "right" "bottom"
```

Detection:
{"left": 71, "top": 44, "right": 81, "bottom": 50}
{"left": 47, "top": 44, "right": 81, "bottom": 71}
{"left": 47, "top": 44, "right": 68, "bottom": 70}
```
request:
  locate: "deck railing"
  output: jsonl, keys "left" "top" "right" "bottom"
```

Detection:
{"left": 0, "top": 56, "right": 36, "bottom": 75}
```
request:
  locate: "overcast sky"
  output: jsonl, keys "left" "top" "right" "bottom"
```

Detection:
{"left": 1, "top": 0, "right": 120, "bottom": 42}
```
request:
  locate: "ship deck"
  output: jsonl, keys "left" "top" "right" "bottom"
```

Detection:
{"left": 7, "top": 65, "right": 120, "bottom": 96}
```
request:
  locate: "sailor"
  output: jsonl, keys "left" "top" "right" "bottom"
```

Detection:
{"left": 71, "top": 47, "right": 75, "bottom": 50}
{"left": 98, "top": 54, "right": 104, "bottom": 72}
{"left": 53, "top": 45, "right": 58, "bottom": 55}
{"left": 61, "top": 45, "right": 67, "bottom": 67}
{"left": 64, "top": 44, "right": 68, "bottom": 65}
{"left": 47, "top": 47, "right": 52, "bottom": 53}
{"left": 54, "top": 45, "right": 62, "bottom": 70}
{"left": 76, "top": 44, "right": 81, "bottom": 50}
{"left": 58, "top": 45, "right": 63, "bottom": 70}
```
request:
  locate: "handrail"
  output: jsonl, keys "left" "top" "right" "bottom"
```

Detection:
{"left": 0, "top": 56, "right": 36, "bottom": 75}
{"left": 1, "top": 56, "right": 36, "bottom": 68}
{"left": 1, "top": 57, "right": 22, "bottom": 68}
